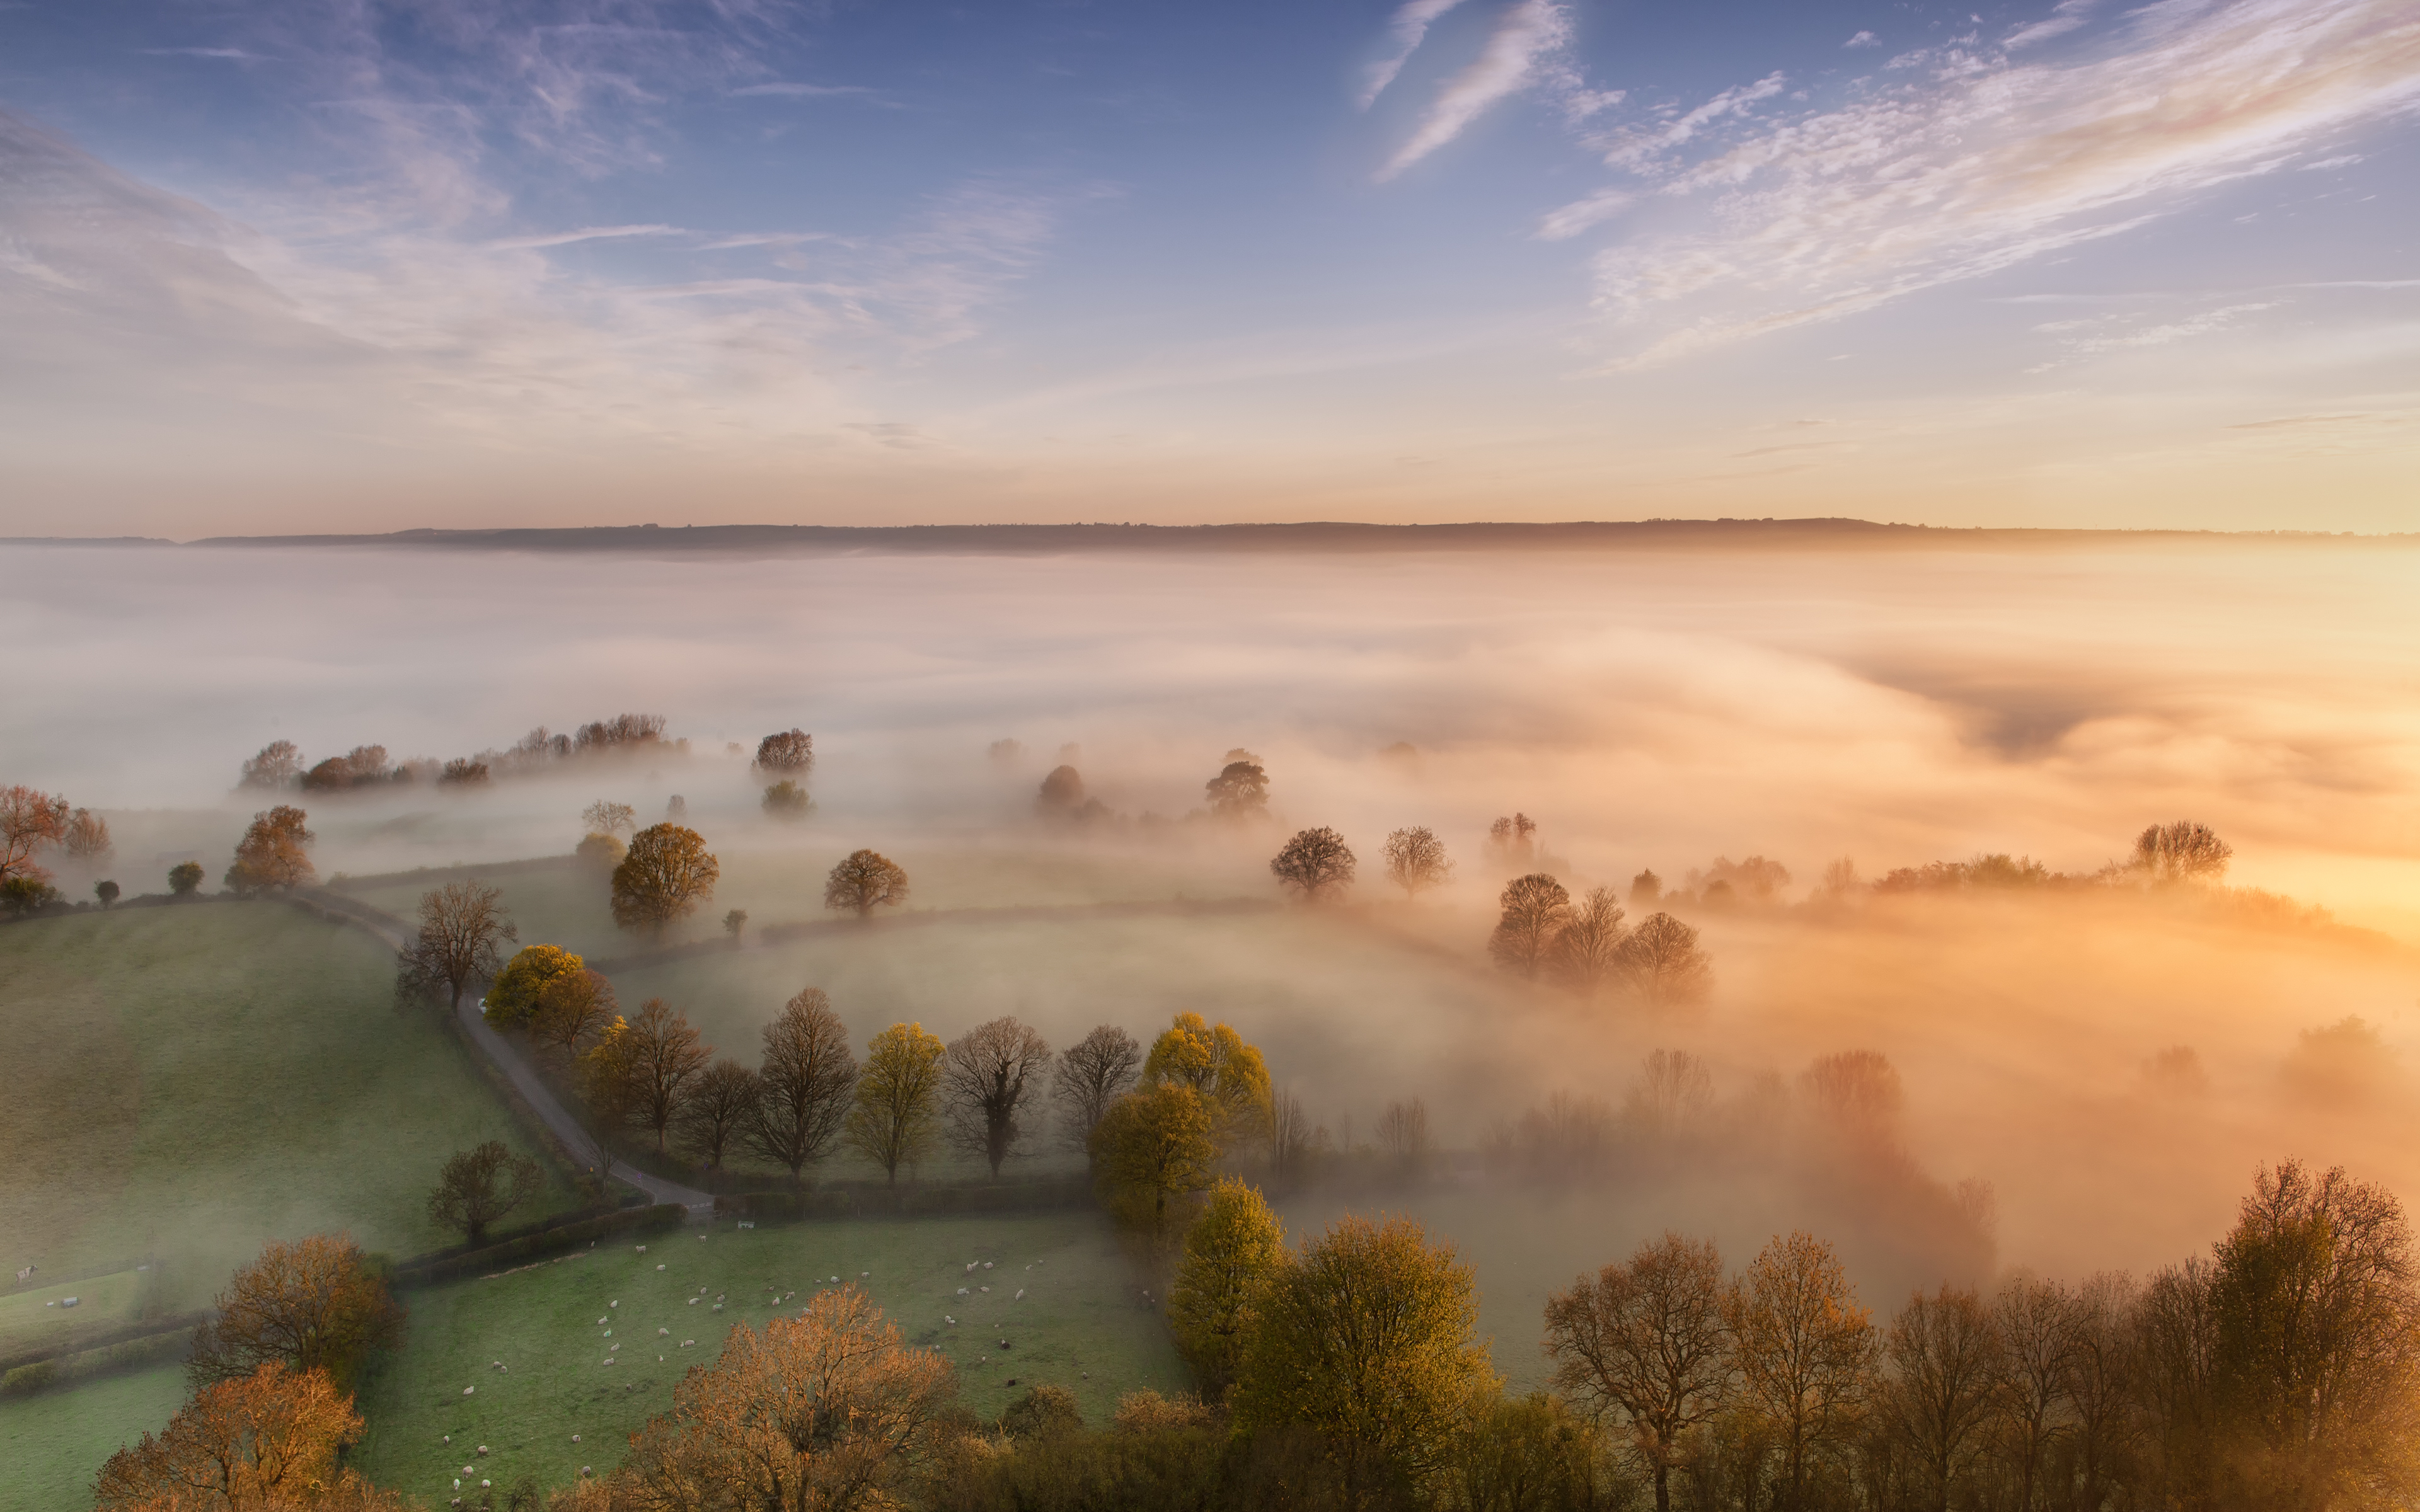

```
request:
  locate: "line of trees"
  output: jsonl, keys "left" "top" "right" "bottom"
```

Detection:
{"left": 1490, "top": 874, "right": 1714, "bottom": 1003}
{"left": 234, "top": 714, "right": 685, "bottom": 796}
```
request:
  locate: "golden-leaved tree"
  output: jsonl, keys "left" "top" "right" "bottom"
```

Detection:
{"left": 93, "top": 1362, "right": 411, "bottom": 1511}
{"left": 1167, "top": 1176, "right": 1287, "bottom": 1394}
{"left": 1141, "top": 1011, "right": 1271, "bottom": 1149}
{"left": 611, "top": 823, "right": 719, "bottom": 936}
{"left": 846, "top": 1022, "right": 945, "bottom": 1186}
{"left": 1089, "top": 1082, "right": 1218, "bottom": 1240}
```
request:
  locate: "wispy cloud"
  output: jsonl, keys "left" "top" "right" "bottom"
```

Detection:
{"left": 1571, "top": 0, "right": 2420, "bottom": 368}
{"left": 1535, "top": 188, "right": 1632, "bottom": 241}
{"left": 483, "top": 224, "right": 683, "bottom": 250}
{"left": 140, "top": 47, "right": 268, "bottom": 61}
{"left": 1845, "top": 31, "right": 1880, "bottom": 49}
{"left": 1379, "top": 0, "right": 1572, "bottom": 180}
{"left": 1358, "top": 0, "right": 1473, "bottom": 110}
{"left": 730, "top": 82, "right": 873, "bottom": 98}
{"left": 2005, "top": 0, "right": 2095, "bottom": 50}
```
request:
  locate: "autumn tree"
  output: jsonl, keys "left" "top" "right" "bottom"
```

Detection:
{"left": 2133, "top": 820, "right": 2233, "bottom": 884}
{"left": 749, "top": 987, "right": 860, "bottom": 1184}
{"left": 239, "top": 740, "right": 306, "bottom": 790}
{"left": 580, "top": 1015, "right": 643, "bottom": 1140}
{"left": 532, "top": 967, "right": 618, "bottom": 1058}
{"left": 1233, "top": 1214, "right": 1499, "bottom": 1508}
{"left": 762, "top": 779, "right": 811, "bottom": 818}
{"left": 621, "top": 999, "right": 713, "bottom": 1152}
{"left": 1383, "top": 825, "right": 1453, "bottom": 901}
{"left": 1552, "top": 886, "right": 1628, "bottom": 998}
{"left": 64, "top": 806, "right": 112, "bottom": 861}
{"left": 393, "top": 881, "right": 517, "bottom": 1014}
{"left": 1204, "top": 752, "right": 1269, "bottom": 821}
{"left": 1090, "top": 1083, "right": 1218, "bottom": 1239}
{"left": 941, "top": 1016, "right": 1052, "bottom": 1179}
{"left": 1724, "top": 1230, "right": 1877, "bottom": 1508}
{"left": 575, "top": 831, "right": 626, "bottom": 873}
{"left": 1993, "top": 1274, "right": 2086, "bottom": 1512}
{"left": 613, "top": 1288, "right": 954, "bottom": 1512}
{"left": 1883, "top": 1285, "right": 2003, "bottom": 1512}
{"left": 846, "top": 1022, "right": 945, "bottom": 1186}
{"left": 1168, "top": 1176, "right": 1287, "bottom": 1394}
{"left": 582, "top": 799, "right": 637, "bottom": 835}
{"left": 1489, "top": 873, "right": 1570, "bottom": 977}
{"left": 1545, "top": 1232, "right": 1731, "bottom": 1512}
{"left": 0, "top": 784, "right": 70, "bottom": 881}
{"left": 1053, "top": 1024, "right": 1142, "bottom": 1155}
{"left": 1619, "top": 912, "right": 1713, "bottom": 1005}
{"left": 188, "top": 1235, "right": 404, "bottom": 1394}
{"left": 1143, "top": 1011, "right": 1272, "bottom": 1148}
{"left": 611, "top": 823, "right": 720, "bottom": 936}
{"left": 678, "top": 1060, "right": 763, "bottom": 1171}
{"left": 824, "top": 848, "right": 909, "bottom": 919}
{"left": 168, "top": 860, "right": 204, "bottom": 896}
{"left": 480, "top": 941, "right": 577, "bottom": 1026}
{"left": 93, "top": 1363, "right": 396, "bottom": 1511}
{"left": 224, "top": 806, "right": 315, "bottom": 894}
{"left": 427, "top": 1140, "right": 543, "bottom": 1247}
{"left": 1270, "top": 826, "right": 1356, "bottom": 901}
{"left": 753, "top": 728, "right": 814, "bottom": 776}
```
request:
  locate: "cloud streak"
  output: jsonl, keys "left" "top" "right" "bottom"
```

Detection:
{"left": 1380, "top": 0, "right": 1571, "bottom": 180}
{"left": 1358, "top": 0, "right": 1472, "bottom": 110}
{"left": 1572, "top": 0, "right": 2420, "bottom": 367}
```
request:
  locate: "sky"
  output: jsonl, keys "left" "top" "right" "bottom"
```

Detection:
{"left": 1, "top": 0, "right": 2416, "bottom": 535}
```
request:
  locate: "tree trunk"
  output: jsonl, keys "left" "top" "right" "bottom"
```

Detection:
{"left": 1654, "top": 1462, "right": 1671, "bottom": 1512}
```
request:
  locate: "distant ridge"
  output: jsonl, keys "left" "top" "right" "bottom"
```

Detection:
{"left": 6, "top": 520, "right": 2408, "bottom": 554}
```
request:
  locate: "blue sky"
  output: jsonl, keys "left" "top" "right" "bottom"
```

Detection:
{"left": 2, "top": 0, "right": 2416, "bottom": 532}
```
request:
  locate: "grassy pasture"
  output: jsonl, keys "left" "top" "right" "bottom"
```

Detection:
{"left": 351, "top": 1211, "right": 1183, "bottom": 1504}
{"left": 0, "top": 1363, "right": 189, "bottom": 1511}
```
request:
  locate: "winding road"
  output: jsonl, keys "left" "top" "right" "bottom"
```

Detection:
{"left": 293, "top": 888, "right": 714, "bottom": 1219}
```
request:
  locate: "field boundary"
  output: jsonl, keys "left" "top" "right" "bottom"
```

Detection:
{"left": 391, "top": 1205, "right": 687, "bottom": 1290}
{"left": 589, "top": 896, "right": 1278, "bottom": 972}
{"left": 0, "top": 1314, "right": 205, "bottom": 1399}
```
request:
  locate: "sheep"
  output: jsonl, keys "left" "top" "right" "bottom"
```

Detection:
{"left": 1015, "top": 1290, "right": 1025, "bottom": 1300}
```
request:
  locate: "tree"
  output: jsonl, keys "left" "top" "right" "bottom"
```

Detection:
{"left": 611, "top": 823, "right": 720, "bottom": 936}
{"left": 1383, "top": 826, "right": 1453, "bottom": 901}
{"left": 1489, "top": 873, "right": 1570, "bottom": 977}
{"left": 394, "top": 881, "right": 517, "bottom": 1015}
{"left": 2207, "top": 1159, "right": 2420, "bottom": 1509}
{"left": 1883, "top": 1285, "right": 2003, "bottom": 1512}
{"left": 2133, "top": 820, "right": 2233, "bottom": 884}
{"left": 1090, "top": 1083, "right": 1218, "bottom": 1239}
{"left": 239, "top": 740, "right": 306, "bottom": 790}
{"left": 762, "top": 779, "right": 811, "bottom": 818}
{"left": 1270, "top": 826, "right": 1356, "bottom": 901}
{"left": 64, "top": 807, "right": 112, "bottom": 861}
{"left": 188, "top": 1235, "right": 404, "bottom": 1394}
{"left": 679, "top": 1060, "right": 763, "bottom": 1171}
{"left": 93, "top": 1362, "right": 398, "bottom": 1511}
{"left": 1233, "top": 1214, "right": 1498, "bottom": 1508}
{"left": 1553, "top": 886, "right": 1628, "bottom": 997}
{"left": 1620, "top": 912, "right": 1713, "bottom": 1005}
{"left": 1376, "top": 1097, "right": 1430, "bottom": 1172}
{"left": 1270, "top": 1089, "right": 1317, "bottom": 1186}
{"left": 1168, "top": 1176, "right": 1287, "bottom": 1394}
{"left": 427, "top": 1140, "right": 543, "bottom": 1247}
{"left": 1545, "top": 1232, "right": 1730, "bottom": 1512}
{"left": 580, "top": 1015, "right": 643, "bottom": 1140}
{"left": 622, "top": 999, "right": 713, "bottom": 1153}
{"left": 582, "top": 799, "right": 637, "bottom": 835}
{"left": 224, "top": 806, "right": 314, "bottom": 895}
{"left": 1036, "top": 764, "right": 1086, "bottom": 818}
{"left": 846, "top": 1022, "right": 945, "bottom": 1186}
{"left": 1724, "top": 1230, "right": 1877, "bottom": 1509}
{"left": 575, "top": 831, "right": 626, "bottom": 873}
{"left": 1000, "top": 1382, "right": 1086, "bottom": 1443}
{"left": 1053, "top": 1024, "right": 1142, "bottom": 1155}
{"left": 1488, "top": 813, "right": 1539, "bottom": 866}
{"left": 481, "top": 941, "right": 577, "bottom": 1028}
{"left": 942, "top": 1016, "right": 1052, "bottom": 1179}
{"left": 1143, "top": 1011, "right": 1272, "bottom": 1148}
{"left": 613, "top": 1288, "right": 954, "bottom": 1512}
{"left": 0, "top": 784, "right": 69, "bottom": 881}
{"left": 1204, "top": 754, "right": 1269, "bottom": 820}
{"left": 168, "top": 860, "right": 205, "bottom": 896}
{"left": 723, "top": 907, "right": 749, "bottom": 942}
{"left": 95, "top": 879, "right": 120, "bottom": 908}
{"left": 1993, "top": 1274, "right": 2085, "bottom": 1512}
{"left": 753, "top": 728, "right": 814, "bottom": 775}
{"left": 439, "top": 757, "right": 489, "bottom": 786}
{"left": 0, "top": 874, "right": 59, "bottom": 917}
{"left": 532, "top": 967, "right": 618, "bottom": 1058}
{"left": 824, "top": 848, "right": 909, "bottom": 919}
{"left": 749, "top": 987, "right": 860, "bottom": 1184}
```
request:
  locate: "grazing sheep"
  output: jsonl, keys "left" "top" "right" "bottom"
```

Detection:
{"left": 1015, "top": 1290, "right": 1025, "bottom": 1300}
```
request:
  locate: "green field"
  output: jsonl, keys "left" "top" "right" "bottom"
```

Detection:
{"left": 0, "top": 1363, "right": 189, "bottom": 1511}
{"left": 352, "top": 1211, "right": 1184, "bottom": 1504}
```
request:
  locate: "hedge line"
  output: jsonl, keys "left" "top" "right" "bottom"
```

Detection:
{"left": 0, "top": 1309, "right": 210, "bottom": 1380}
{"left": 388, "top": 1195, "right": 646, "bottom": 1274}
{"left": 718, "top": 1178, "right": 1092, "bottom": 1223}
{"left": 392, "top": 1204, "right": 686, "bottom": 1290}
{"left": 0, "top": 1327, "right": 194, "bottom": 1399}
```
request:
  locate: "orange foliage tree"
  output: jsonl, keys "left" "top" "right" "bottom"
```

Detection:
{"left": 188, "top": 1235, "right": 404, "bottom": 1394}
{"left": 224, "top": 806, "right": 315, "bottom": 895}
{"left": 92, "top": 1361, "right": 409, "bottom": 1510}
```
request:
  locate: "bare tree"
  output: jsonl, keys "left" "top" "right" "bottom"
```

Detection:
{"left": 1884, "top": 1286, "right": 2004, "bottom": 1512}
{"left": 2132, "top": 821, "right": 2232, "bottom": 883}
{"left": 1269, "top": 1090, "right": 1316, "bottom": 1186}
{"left": 1545, "top": 1232, "right": 1731, "bottom": 1512}
{"left": 1487, "top": 813, "right": 1539, "bottom": 866}
{"left": 1623, "top": 1049, "right": 1714, "bottom": 1143}
{"left": 753, "top": 729, "right": 814, "bottom": 775}
{"left": 942, "top": 1017, "right": 1052, "bottom": 1179}
{"left": 824, "top": 849, "right": 910, "bottom": 919}
{"left": 63, "top": 808, "right": 112, "bottom": 861}
{"left": 749, "top": 987, "right": 858, "bottom": 1183}
{"left": 582, "top": 800, "right": 637, "bottom": 835}
{"left": 1054, "top": 1024, "right": 1143, "bottom": 1155}
{"left": 1726, "top": 1231, "right": 1879, "bottom": 1507}
{"left": 1553, "top": 886, "right": 1628, "bottom": 997}
{"left": 1382, "top": 826, "right": 1453, "bottom": 900}
{"left": 623, "top": 999, "right": 712, "bottom": 1152}
{"left": 1376, "top": 1097, "right": 1430, "bottom": 1173}
{"left": 1489, "top": 873, "right": 1570, "bottom": 977}
{"left": 1618, "top": 912, "right": 1712, "bottom": 1005}
{"left": 1994, "top": 1275, "right": 2084, "bottom": 1512}
{"left": 677, "top": 1060, "right": 763, "bottom": 1171}
{"left": 1270, "top": 826, "right": 1356, "bottom": 901}
{"left": 426, "top": 1141, "right": 543, "bottom": 1247}
{"left": 239, "top": 740, "right": 305, "bottom": 789}
{"left": 394, "top": 881, "right": 516, "bottom": 1014}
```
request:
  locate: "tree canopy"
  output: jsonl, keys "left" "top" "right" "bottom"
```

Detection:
{"left": 611, "top": 823, "right": 720, "bottom": 935}
{"left": 824, "top": 848, "right": 911, "bottom": 919}
{"left": 847, "top": 1022, "right": 945, "bottom": 1185}
{"left": 224, "top": 806, "right": 316, "bottom": 895}
{"left": 1270, "top": 826, "right": 1356, "bottom": 901}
